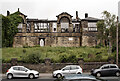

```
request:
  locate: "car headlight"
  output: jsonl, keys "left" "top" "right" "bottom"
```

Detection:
{"left": 53, "top": 71, "right": 57, "bottom": 75}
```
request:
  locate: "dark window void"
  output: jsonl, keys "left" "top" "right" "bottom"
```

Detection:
{"left": 54, "top": 28, "right": 56, "bottom": 31}
{"left": 73, "top": 24, "right": 80, "bottom": 33}
{"left": 26, "top": 23, "right": 31, "bottom": 33}
{"left": 34, "top": 23, "right": 49, "bottom": 32}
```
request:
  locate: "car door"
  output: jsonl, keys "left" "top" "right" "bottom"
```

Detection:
{"left": 18, "top": 67, "right": 29, "bottom": 77}
{"left": 109, "top": 65, "right": 118, "bottom": 75}
{"left": 101, "top": 65, "right": 110, "bottom": 76}
{"left": 12, "top": 67, "right": 20, "bottom": 77}
{"left": 70, "top": 66, "right": 77, "bottom": 74}
{"left": 61, "top": 66, "right": 71, "bottom": 75}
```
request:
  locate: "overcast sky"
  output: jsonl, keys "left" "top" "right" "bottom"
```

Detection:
{"left": 0, "top": 0, "right": 120, "bottom": 20}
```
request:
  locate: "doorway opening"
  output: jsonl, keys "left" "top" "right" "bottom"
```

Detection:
{"left": 39, "top": 38, "right": 45, "bottom": 46}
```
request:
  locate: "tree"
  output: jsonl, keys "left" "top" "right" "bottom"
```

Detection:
{"left": 97, "top": 11, "right": 118, "bottom": 54}
{"left": 97, "top": 20, "right": 106, "bottom": 46}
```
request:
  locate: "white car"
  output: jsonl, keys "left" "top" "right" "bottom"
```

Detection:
{"left": 53, "top": 65, "right": 83, "bottom": 78}
{"left": 6, "top": 66, "right": 39, "bottom": 79}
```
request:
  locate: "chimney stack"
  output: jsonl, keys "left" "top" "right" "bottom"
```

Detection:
{"left": 76, "top": 11, "right": 78, "bottom": 20}
{"left": 7, "top": 10, "right": 10, "bottom": 16}
{"left": 85, "top": 13, "right": 88, "bottom": 18}
{"left": 18, "top": 8, "right": 20, "bottom": 12}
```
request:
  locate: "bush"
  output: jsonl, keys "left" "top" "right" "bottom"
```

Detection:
{"left": 23, "top": 45, "right": 30, "bottom": 48}
{"left": 59, "top": 53, "right": 68, "bottom": 63}
{"left": 2, "top": 46, "right": 109, "bottom": 63}
{"left": 22, "top": 52, "right": 43, "bottom": 64}
{"left": 96, "top": 54, "right": 102, "bottom": 61}
{"left": 22, "top": 49, "right": 26, "bottom": 53}
{"left": 2, "top": 58, "right": 10, "bottom": 63}
{"left": 59, "top": 53, "right": 77, "bottom": 63}
{"left": 112, "top": 44, "right": 116, "bottom": 52}
{"left": 79, "top": 52, "right": 88, "bottom": 58}
{"left": 68, "top": 54, "right": 77, "bottom": 63}
{"left": 94, "top": 44, "right": 104, "bottom": 48}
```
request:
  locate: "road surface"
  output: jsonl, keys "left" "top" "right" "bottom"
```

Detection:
{"left": 1, "top": 73, "right": 120, "bottom": 81}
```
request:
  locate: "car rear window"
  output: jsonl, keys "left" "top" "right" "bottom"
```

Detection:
{"left": 71, "top": 66, "right": 80, "bottom": 70}
{"left": 76, "top": 66, "right": 80, "bottom": 69}
{"left": 19, "top": 67, "right": 27, "bottom": 71}
{"left": 110, "top": 65, "right": 117, "bottom": 68}
{"left": 71, "top": 66, "right": 77, "bottom": 70}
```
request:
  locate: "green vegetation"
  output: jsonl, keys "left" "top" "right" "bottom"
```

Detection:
{"left": 1, "top": 10, "right": 120, "bottom": 63}
{"left": 97, "top": 11, "right": 120, "bottom": 52}
{"left": 2, "top": 46, "right": 116, "bottom": 63}
{"left": 2, "top": 11, "right": 23, "bottom": 47}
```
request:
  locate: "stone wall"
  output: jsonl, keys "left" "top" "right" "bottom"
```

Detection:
{"left": 56, "top": 37, "right": 80, "bottom": 47}
{"left": 82, "top": 36, "right": 96, "bottom": 46}
{"left": 13, "top": 32, "right": 82, "bottom": 47}
{"left": 2, "top": 58, "right": 116, "bottom": 73}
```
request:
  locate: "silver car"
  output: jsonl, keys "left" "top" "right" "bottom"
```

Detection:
{"left": 53, "top": 65, "right": 83, "bottom": 78}
{"left": 6, "top": 66, "right": 39, "bottom": 79}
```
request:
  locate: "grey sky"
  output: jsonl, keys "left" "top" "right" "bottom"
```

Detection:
{"left": 0, "top": 0, "right": 120, "bottom": 20}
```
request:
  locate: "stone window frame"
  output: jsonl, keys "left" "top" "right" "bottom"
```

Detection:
{"left": 88, "top": 22, "right": 97, "bottom": 32}
{"left": 60, "top": 17, "right": 70, "bottom": 33}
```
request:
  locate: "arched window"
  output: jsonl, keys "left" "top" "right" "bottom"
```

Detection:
{"left": 17, "top": 23, "right": 23, "bottom": 32}
{"left": 60, "top": 17, "right": 69, "bottom": 32}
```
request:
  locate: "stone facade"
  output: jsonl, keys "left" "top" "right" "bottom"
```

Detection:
{"left": 13, "top": 11, "right": 100, "bottom": 47}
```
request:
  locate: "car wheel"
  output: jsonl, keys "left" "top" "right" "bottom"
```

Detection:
{"left": 7, "top": 74, "right": 13, "bottom": 79}
{"left": 96, "top": 72, "right": 101, "bottom": 77}
{"left": 77, "top": 72, "right": 81, "bottom": 74}
{"left": 116, "top": 72, "right": 120, "bottom": 77}
{"left": 29, "top": 74, "right": 34, "bottom": 79}
{"left": 56, "top": 73, "right": 62, "bottom": 78}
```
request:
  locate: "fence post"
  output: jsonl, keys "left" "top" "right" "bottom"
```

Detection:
{"left": 11, "top": 58, "right": 17, "bottom": 66}
{"left": 44, "top": 58, "right": 52, "bottom": 73}
{"left": 108, "top": 57, "right": 114, "bottom": 64}
{"left": 45, "top": 58, "right": 51, "bottom": 66}
{"left": 78, "top": 58, "right": 84, "bottom": 71}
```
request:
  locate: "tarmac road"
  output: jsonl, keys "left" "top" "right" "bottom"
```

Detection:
{"left": 1, "top": 73, "right": 120, "bottom": 81}
{"left": 1, "top": 77, "right": 120, "bottom": 81}
{"left": 100, "top": 77, "right": 120, "bottom": 81}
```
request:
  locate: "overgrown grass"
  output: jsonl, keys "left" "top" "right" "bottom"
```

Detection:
{"left": 2, "top": 46, "right": 115, "bottom": 63}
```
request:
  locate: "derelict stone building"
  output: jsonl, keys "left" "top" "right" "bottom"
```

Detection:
{"left": 13, "top": 10, "right": 100, "bottom": 47}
